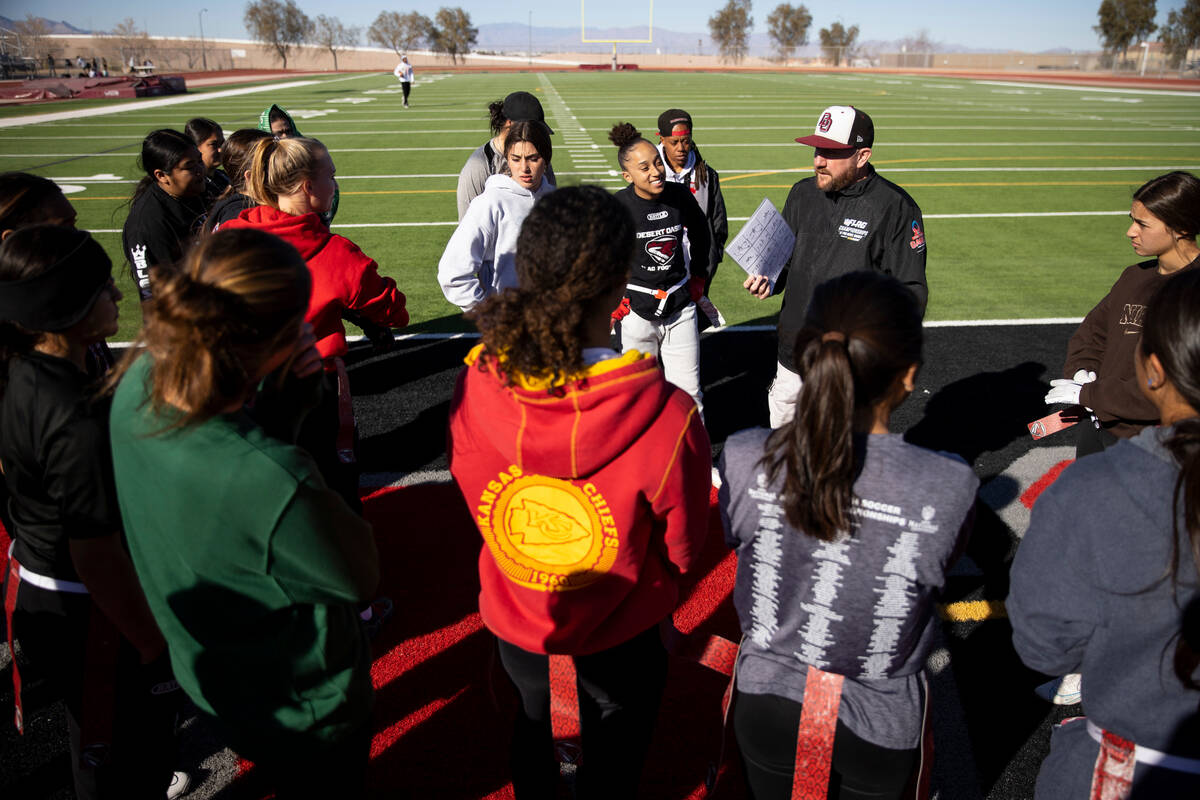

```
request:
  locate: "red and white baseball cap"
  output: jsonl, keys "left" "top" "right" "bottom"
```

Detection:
{"left": 795, "top": 105, "right": 874, "bottom": 149}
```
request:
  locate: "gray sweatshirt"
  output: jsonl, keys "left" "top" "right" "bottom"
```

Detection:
{"left": 456, "top": 140, "right": 558, "bottom": 220}
{"left": 719, "top": 428, "right": 978, "bottom": 749}
{"left": 1009, "top": 425, "right": 1200, "bottom": 796}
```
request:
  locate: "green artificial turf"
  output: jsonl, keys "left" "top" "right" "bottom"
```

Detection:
{"left": 3, "top": 69, "right": 1198, "bottom": 342}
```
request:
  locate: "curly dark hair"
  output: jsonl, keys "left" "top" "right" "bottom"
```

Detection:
{"left": 609, "top": 122, "right": 653, "bottom": 169}
{"left": 470, "top": 185, "right": 633, "bottom": 389}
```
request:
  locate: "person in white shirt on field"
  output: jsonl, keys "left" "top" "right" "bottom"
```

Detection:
{"left": 438, "top": 121, "right": 555, "bottom": 312}
{"left": 393, "top": 56, "right": 414, "bottom": 108}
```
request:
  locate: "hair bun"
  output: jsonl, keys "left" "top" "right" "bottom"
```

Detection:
{"left": 608, "top": 122, "right": 641, "bottom": 149}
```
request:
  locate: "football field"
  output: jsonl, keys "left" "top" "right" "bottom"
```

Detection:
{"left": 3, "top": 69, "right": 1200, "bottom": 341}
{"left": 3, "top": 69, "right": 1200, "bottom": 799}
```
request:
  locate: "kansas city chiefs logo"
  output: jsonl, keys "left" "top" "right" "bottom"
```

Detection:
{"left": 645, "top": 235, "right": 678, "bottom": 265}
{"left": 818, "top": 112, "right": 833, "bottom": 132}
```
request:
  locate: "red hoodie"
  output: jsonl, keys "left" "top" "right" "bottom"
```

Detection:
{"left": 221, "top": 206, "right": 408, "bottom": 359}
{"left": 448, "top": 345, "right": 712, "bottom": 655}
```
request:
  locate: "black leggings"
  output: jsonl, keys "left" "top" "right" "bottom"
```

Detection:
{"left": 733, "top": 690, "right": 918, "bottom": 800}
{"left": 496, "top": 624, "right": 668, "bottom": 799}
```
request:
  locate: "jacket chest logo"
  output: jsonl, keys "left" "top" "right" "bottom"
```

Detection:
{"left": 646, "top": 235, "right": 679, "bottom": 265}
{"left": 475, "top": 470, "right": 620, "bottom": 592}
{"left": 1118, "top": 303, "right": 1145, "bottom": 328}
{"left": 837, "top": 217, "right": 870, "bottom": 242}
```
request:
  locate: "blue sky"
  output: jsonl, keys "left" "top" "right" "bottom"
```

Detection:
{"left": 10, "top": 1, "right": 1193, "bottom": 52}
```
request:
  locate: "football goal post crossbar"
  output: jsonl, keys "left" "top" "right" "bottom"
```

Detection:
{"left": 580, "top": 0, "right": 653, "bottom": 69}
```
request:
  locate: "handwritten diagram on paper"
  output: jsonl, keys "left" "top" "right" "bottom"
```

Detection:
{"left": 726, "top": 197, "right": 796, "bottom": 285}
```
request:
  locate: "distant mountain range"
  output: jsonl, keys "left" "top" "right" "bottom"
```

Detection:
{"left": 0, "top": 15, "right": 1089, "bottom": 57}
{"left": 0, "top": 16, "right": 91, "bottom": 35}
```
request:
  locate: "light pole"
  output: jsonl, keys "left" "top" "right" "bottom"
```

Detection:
{"left": 1139, "top": 41, "right": 1149, "bottom": 76}
{"left": 199, "top": 8, "right": 208, "bottom": 71}
{"left": 528, "top": 11, "right": 532, "bottom": 66}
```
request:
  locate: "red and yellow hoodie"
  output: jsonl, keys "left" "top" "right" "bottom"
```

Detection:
{"left": 222, "top": 206, "right": 408, "bottom": 359}
{"left": 448, "top": 345, "right": 712, "bottom": 655}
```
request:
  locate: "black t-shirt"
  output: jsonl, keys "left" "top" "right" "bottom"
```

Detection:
{"left": 0, "top": 352, "right": 118, "bottom": 580}
{"left": 615, "top": 183, "right": 711, "bottom": 320}
{"left": 122, "top": 184, "right": 206, "bottom": 300}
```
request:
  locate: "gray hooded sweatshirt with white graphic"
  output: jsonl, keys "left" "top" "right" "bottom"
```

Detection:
{"left": 719, "top": 428, "right": 978, "bottom": 749}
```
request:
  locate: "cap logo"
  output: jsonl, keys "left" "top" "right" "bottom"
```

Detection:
{"left": 818, "top": 112, "right": 833, "bottom": 133}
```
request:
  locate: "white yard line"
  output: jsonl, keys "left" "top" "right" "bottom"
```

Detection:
{"left": 83, "top": 209, "right": 1132, "bottom": 233}
{"left": 0, "top": 73, "right": 375, "bottom": 130}
{"left": 973, "top": 80, "right": 1200, "bottom": 97}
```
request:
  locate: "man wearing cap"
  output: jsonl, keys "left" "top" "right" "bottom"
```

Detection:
{"left": 455, "top": 90, "right": 557, "bottom": 219}
{"left": 393, "top": 55, "right": 414, "bottom": 108}
{"left": 745, "top": 105, "right": 928, "bottom": 427}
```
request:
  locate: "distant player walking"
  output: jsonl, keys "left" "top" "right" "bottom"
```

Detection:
{"left": 394, "top": 55, "right": 413, "bottom": 108}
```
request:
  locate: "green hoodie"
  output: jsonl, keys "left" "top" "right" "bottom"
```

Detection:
{"left": 258, "top": 104, "right": 339, "bottom": 224}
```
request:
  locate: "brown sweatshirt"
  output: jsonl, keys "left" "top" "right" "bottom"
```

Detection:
{"left": 1065, "top": 255, "right": 1199, "bottom": 438}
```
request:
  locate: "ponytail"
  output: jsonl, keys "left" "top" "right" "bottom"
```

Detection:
{"left": 243, "top": 136, "right": 327, "bottom": 210}
{"left": 761, "top": 272, "right": 923, "bottom": 541}
{"left": 106, "top": 228, "right": 311, "bottom": 430}
{"left": 130, "top": 129, "right": 198, "bottom": 205}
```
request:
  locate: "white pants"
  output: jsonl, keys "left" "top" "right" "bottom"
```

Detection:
{"left": 620, "top": 303, "right": 703, "bottom": 415}
{"left": 767, "top": 361, "right": 802, "bottom": 428}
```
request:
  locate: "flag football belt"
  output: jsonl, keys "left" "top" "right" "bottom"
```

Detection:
{"left": 1085, "top": 717, "right": 1200, "bottom": 800}
{"left": 5, "top": 553, "right": 120, "bottom": 756}
{"left": 626, "top": 274, "right": 691, "bottom": 318}
{"left": 547, "top": 628, "right": 739, "bottom": 770}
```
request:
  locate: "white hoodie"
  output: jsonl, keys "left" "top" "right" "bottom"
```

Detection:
{"left": 438, "top": 173, "right": 555, "bottom": 311}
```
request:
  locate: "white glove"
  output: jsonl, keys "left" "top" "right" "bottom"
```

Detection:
{"left": 1045, "top": 379, "right": 1082, "bottom": 406}
{"left": 1072, "top": 369, "right": 1097, "bottom": 384}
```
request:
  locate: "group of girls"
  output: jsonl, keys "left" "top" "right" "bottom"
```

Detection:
{"left": 440, "top": 105, "right": 729, "bottom": 417}
{"left": 1, "top": 92, "right": 1197, "bottom": 800}
{"left": 1, "top": 103, "right": 408, "bottom": 797}
{"left": 443, "top": 169, "right": 1200, "bottom": 800}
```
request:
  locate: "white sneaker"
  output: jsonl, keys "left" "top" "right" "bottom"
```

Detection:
{"left": 711, "top": 466, "right": 722, "bottom": 490}
{"left": 167, "top": 771, "right": 191, "bottom": 799}
{"left": 1053, "top": 673, "right": 1082, "bottom": 705}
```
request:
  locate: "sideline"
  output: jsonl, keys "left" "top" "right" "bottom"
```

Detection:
{"left": 108, "top": 319, "right": 1083, "bottom": 349}
{"left": 0, "top": 73, "right": 373, "bottom": 130}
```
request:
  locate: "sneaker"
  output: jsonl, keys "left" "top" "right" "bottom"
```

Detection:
{"left": 167, "top": 771, "right": 191, "bottom": 799}
{"left": 1053, "top": 673, "right": 1082, "bottom": 705}
{"left": 711, "top": 466, "right": 722, "bottom": 490}
{"left": 362, "top": 596, "right": 395, "bottom": 640}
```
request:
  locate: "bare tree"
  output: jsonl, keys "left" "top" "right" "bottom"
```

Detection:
{"left": 244, "top": 0, "right": 312, "bottom": 70}
{"left": 709, "top": 0, "right": 754, "bottom": 63}
{"left": 112, "top": 17, "right": 152, "bottom": 69}
{"left": 1094, "top": 0, "right": 1158, "bottom": 69}
{"left": 12, "top": 14, "right": 50, "bottom": 59}
{"left": 766, "top": 4, "right": 811, "bottom": 64}
{"left": 897, "top": 29, "right": 938, "bottom": 68}
{"left": 428, "top": 7, "right": 477, "bottom": 65}
{"left": 819, "top": 21, "right": 858, "bottom": 67}
{"left": 313, "top": 15, "right": 358, "bottom": 70}
{"left": 367, "top": 11, "right": 432, "bottom": 57}
{"left": 1158, "top": 0, "right": 1200, "bottom": 69}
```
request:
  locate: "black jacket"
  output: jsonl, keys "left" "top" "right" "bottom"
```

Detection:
{"left": 775, "top": 166, "right": 927, "bottom": 368}
{"left": 121, "top": 184, "right": 205, "bottom": 300}
{"left": 208, "top": 192, "right": 256, "bottom": 232}
{"left": 615, "top": 183, "right": 711, "bottom": 320}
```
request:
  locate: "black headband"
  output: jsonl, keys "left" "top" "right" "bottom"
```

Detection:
{"left": 0, "top": 232, "right": 113, "bottom": 331}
